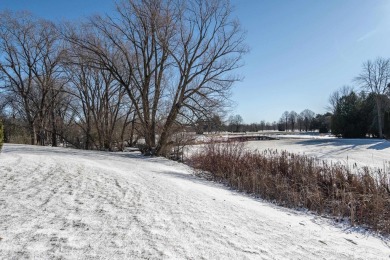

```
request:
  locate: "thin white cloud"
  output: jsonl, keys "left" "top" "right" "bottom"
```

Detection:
{"left": 357, "top": 29, "right": 378, "bottom": 42}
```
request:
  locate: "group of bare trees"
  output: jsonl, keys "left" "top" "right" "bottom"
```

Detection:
{"left": 0, "top": 10, "right": 136, "bottom": 150}
{"left": 278, "top": 109, "right": 327, "bottom": 132}
{"left": 0, "top": 12, "right": 64, "bottom": 146}
{"left": 0, "top": 0, "right": 247, "bottom": 155}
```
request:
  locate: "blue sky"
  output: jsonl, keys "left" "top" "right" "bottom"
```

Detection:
{"left": 1, "top": 0, "right": 390, "bottom": 123}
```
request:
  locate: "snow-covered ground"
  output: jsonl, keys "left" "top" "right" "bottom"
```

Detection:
{"left": 187, "top": 135, "right": 390, "bottom": 170}
{"left": 0, "top": 144, "right": 389, "bottom": 259}
{"left": 245, "top": 138, "right": 390, "bottom": 169}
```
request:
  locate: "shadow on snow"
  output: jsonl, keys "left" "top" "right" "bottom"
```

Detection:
{"left": 295, "top": 138, "right": 390, "bottom": 151}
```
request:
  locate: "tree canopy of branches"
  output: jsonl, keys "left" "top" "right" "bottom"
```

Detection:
{"left": 64, "top": 0, "right": 247, "bottom": 155}
{"left": 62, "top": 50, "right": 134, "bottom": 150}
{"left": 299, "top": 109, "right": 315, "bottom": 132}
{"left": 277, "top": 109, "right": 321, "bottom": 132}
{"left": 281, "top": 111, "right": 289, "bottom": 131}
{"left": 0, "top": 11, "right": 64, "bottom": 145}
{"left": 288, "top": 111, "right": 298, "bottom": 131}
{"left": 228, "top": 114, "right": 243, "bottom": 132}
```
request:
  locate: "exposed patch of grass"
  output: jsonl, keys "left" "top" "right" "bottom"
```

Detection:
{"left": 189, "top": 141, "right": 390, "bottom": 234}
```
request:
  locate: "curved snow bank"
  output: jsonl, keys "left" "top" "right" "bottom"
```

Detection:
{"left": 0, "top": 144, "right": 389, "bottom": 259}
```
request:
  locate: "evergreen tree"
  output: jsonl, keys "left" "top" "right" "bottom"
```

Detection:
{"left": 331, "top": 91, "right": 375, "bottom": 138}
{"left": 362, "top": 93, "right": 379, "bottom": 137}
{"left": 384, "top": 111, "right": 390, "bottom": 138}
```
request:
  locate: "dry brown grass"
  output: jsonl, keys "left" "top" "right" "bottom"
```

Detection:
{"left": 189, "top": 141, "right": 390, "bottom": 234}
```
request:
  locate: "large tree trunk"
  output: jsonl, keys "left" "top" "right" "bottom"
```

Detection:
{"left": 128, "top": 113, "right": 137, "bottom": 146}
{"left": 85, "top": 114, "right": 91, "bottom": 150}
{"left": 30, "top": 127, "right": 36, "bottom": 145}
{"left": 51, "top": 109, "right": 57, "bottom": 147}
{"left": 156, "top": 106, "right": 180, "bottom": 156}
{"left": 143, "top": 123, "right": 156, "bottom": 155}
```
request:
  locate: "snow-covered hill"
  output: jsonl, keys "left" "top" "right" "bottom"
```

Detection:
{"left": 0, "top": 144, "right": 389, "bottom": 259}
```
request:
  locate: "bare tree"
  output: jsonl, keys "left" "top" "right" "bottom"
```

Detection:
{"left": 0, "top": 11, "right": 63, "bottom": 145}
{"left": 260, "top": 120, "right": 265, "bottom": 131}
{"left": 297, "top": 114, "right": 303, "bottom": 131}
{"left": 32, "top": 23, "right": 65, "bottom": 147}
{"left": 289, "top": 111, "right": 298, "bottom": 132}
{"left": 355, "top": 57, "right": 390, "bottom": 138}
{"left": 64, "top": 0, "right": 247, "bottom": 155}
{"left": 63, "top": 1, "right": 176, "bottom": 153}
{"left": 282, "top": 111, "right": 289, "bottom": 131}
{"left": 228, "top": 114, "right": 243, "bottom": 132}
{"left": 194, "top": 113, "right": 224, "bottom": 134}
{"left": 327, "top": 86, "right": 353, "bottom": 114}
{"left": 63, "top": 48, "right": 134, "bottom": 151}
{"left": 0, "top": 11, "right": 40, "bottom": 144}
{"left": 300, "top": 109, "right": 315, "bottom": 132}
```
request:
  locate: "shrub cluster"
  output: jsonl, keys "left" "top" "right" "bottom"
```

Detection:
{"left": 189, "top": 141, "right": 390, "bottom": 234}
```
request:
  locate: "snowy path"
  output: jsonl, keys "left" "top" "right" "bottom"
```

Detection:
{"left": 0, "top": 144, "right": 389, "bottom": 259}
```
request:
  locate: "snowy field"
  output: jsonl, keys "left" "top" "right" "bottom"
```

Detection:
{"left": 1, "top": 144, "right": 390, "bottom": 259}
{"left": 245, "top": 137, "right": 390, "bottom": 169}
{"left": 187, "top": 134, "right": 390, "bottom": 170}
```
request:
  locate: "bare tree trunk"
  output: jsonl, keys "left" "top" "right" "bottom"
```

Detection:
{"left": 129, "top": 113, "right": 137, "bottom": 146}
{"left": 156, "top": 106, "right": 180, "bottom": 156}
{"left": 51, "top": 109, "right": 57, "bottom": 147}
{"left": 30, "top": 126, "right": 36, "bottom": 145}
{"left": 85, "top": 113, "right": 91, "bottom": 150}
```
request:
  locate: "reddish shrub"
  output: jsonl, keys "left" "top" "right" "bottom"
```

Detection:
{"left": 189, "top": 141, "right": 390, "bottom": 234}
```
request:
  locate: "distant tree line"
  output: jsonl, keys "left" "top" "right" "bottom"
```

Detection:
{"left": 195, "top": 114, "right": 277, "bottom": 133}
{"left": 221, "top": 58, "right": 390, "bottom": 138}
{"left": 0, "top": 0, "right": 247, "bottom": 155}
{"left": 210, "top": 110, "right": 330, "bottom": 134}
{"left": 193, "top": 110, "right": 331, "bottom": 134}
{"left": 263, "top": 57, "right": 390, "bottom": 138}
{"left": 275, "top": 109, "right": 331, "bottom": 133}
